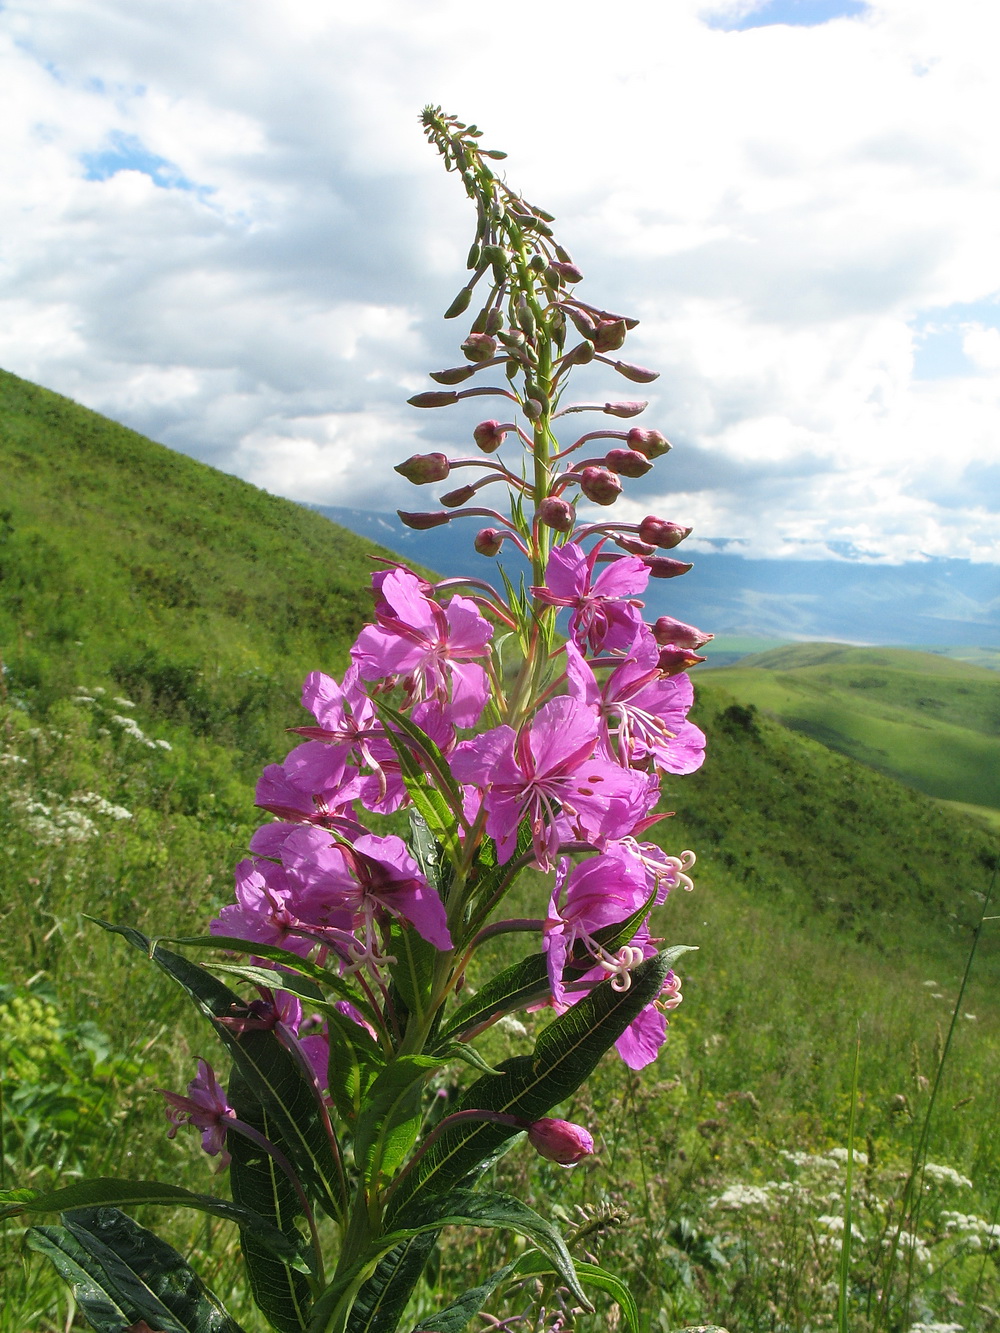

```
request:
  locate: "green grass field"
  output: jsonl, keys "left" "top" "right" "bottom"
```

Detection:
{"left": 2, "top": 369, "right": 999, "bottom": 1332}
{"left": 707, "top": 643, "right": 1000, "bottom": 811}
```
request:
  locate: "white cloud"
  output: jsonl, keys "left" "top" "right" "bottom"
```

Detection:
{"left": 1, "top": 0, "right": 999, "bottom": 560}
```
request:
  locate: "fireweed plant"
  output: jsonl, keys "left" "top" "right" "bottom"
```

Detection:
{"left": 1, "top": 108, "right": 713, "bottom": 1333}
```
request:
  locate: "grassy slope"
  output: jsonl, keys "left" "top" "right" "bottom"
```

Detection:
{"left": 706, "top": 642, "right": 1000, "bottom": 813}
{"left": 2, "top": 370, "right": 999, "bottom": 1330}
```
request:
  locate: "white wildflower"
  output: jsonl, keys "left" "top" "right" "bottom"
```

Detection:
{"left": 154, "top": 738, "right": 172, "bottom": 751}
{"left": 0, "top": 752, "right": 27, "bottom": 765}
{"left": 712, "top": 1184, "right": 772, "bottom": 1210}
{"left": 72, "top": 696, "right": 96, "bottom": 704}
{"left": 923, "top": 1163, "right": 972, "bottom": 1189}
{"left": 496, "top": 1015, "right": 528, "bottom": 1038}
{"left": 112, "top": 697, "right": 135, "bottom": 708}
{"left": 828, "top": 1147, "right": 868, "bottom": 1165}
{"left": 922, "top": 980, "right": 939, "bottom": 987}
{"left": 963, "top": 1013, "right": 977, "bottom": 1021}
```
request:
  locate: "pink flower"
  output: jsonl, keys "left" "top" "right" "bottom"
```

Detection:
{"left": 527, "top": 1118, "right": 595, "bottom": 1166}
{"left": 451, "top": 697, "right": 655, "bottom": 870}
{"left": 565, "top": 633, "right": 706, "bottom": 774}
{"left": 352, "top": 568, "right": 492, "bottom": 726}
{"left": 211, "top": 858, "right": 318, "bottom": 956}
{"left": 542, "top": 851, "right": 650, "bottom": 1004}
{"left": 531, "top": 544, "right": 648, "bottom": 654}
{"left": 280, "top": 827, "right": 453, "bottom": 953}
{"left": 161, "top": 1059, "right": 234, "bottom": 1167}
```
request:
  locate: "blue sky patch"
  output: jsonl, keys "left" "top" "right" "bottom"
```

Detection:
{"left": 911, "top": 299, "right": 1000, "bottom": 381}
{"left": 81, "top": 131, "right": 195, "bottom": 191}
{"left": 705, "top": 0, "right": 869, "bottom": 31}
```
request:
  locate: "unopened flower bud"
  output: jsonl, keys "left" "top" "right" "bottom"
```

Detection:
{"left": 441, "top": 484, "right": 477, "bottom": 508}
{"left": 566, "top": 306, "right": 597, "bottom": 339}
{"left": 429, "top": 365, "right": 477, "bottom": 385}
{"left": 473, "top": 420, "right": 507, "bottom": 453}
{"left": 627, "top": 428, "right": 671, "bottom": 459}
{"left": 638, "top": 516, "right": 692, "bottom": 549}
{"left": 579, "top": 466, "right": 622, "bottom": 506}
{"left": 444, "top": 287, "right": 473, "bottom": 319}
{"left": 474, "top": 527, "right": 504, "bottom": 556}
{"left": 394, "top": 452, "right": 450, "bottom": 485}
{"left": 657, "top": 645, "right": 708, "bottom": 675}
{"left": 603, "top": 401, "right": 648, "bottom": 419}
{"left": 461, "top": 333, "right": 497, "bottom": 363}
{"left": 605, "top": 448, "right": 652, "bottom": 478}
{"left": 408, "top": 390, "right": 459, "bottom": 408}
{"left": 564, "top": 341, "right": 595, "bottom": 367}
{"left": 485, "top": 307, "right": 504, "bottom": 335}
{"left": 645, "top": 556, "right": 693, "bottom": 578}
{"left": 523, "top": 397, "right": 545, "bottom": 421}
{"left": 614, "top": 535, "right": 656, "bottom": 556}
{"left": 527, "top": 1118, "right": 595, "bottom": 1167}
{"left": 498, "top": 328, "right": 527, "bottom": 350}
{"left": 592, "top": 319, "right": 628, "bottom": 353}
{"left": 397, "top": 510, "right": 452, "bottom": 530}
{"left": 548, "top": 260, "right": 584, "bottom": 283}
{"left": 538, "top": 497, "right": 576, "bottom": 531}
{"left": 651, "top": 616, "right": 714, "bottom": 650}
{"left": 613, "top": 360, "right": 660, "bottom": 384}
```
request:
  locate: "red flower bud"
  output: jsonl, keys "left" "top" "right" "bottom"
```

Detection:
{"left": 397, "top": 510, "right": 452, "bottom": 530}
{"left": 564, "top": 341, "right": 596, "bottom": 367}
{"left": 394, "top": 452, "right": 450, "bottom": 485}
{"left": 592, "top": 319, "right": 628, "bottom": 353}
{"left": 441, "top": 484, "right": 477, "bottom": 508}
{"left": 408, "top": 390, "right": 459, "bottom": 408}
{"left": 527, "top": 1118, "right": 595, "bottom": 1167}
{"left": 548, "top": 260, "right": 584, "bottom": 283}
{"left": 605, "top": 448, "right": 652, "bottom": 478}
{"left": 627, "top": 427, "right": 671, "bottom": 458}
{"left": 461, "top": 333, "right": 498, "bottom": 363}
{"left": 638, "top": 516, "right": 692, "bottom": 549}
{"left": 566, "top": 306, "right": 597, "bottom": 339}
{"left": 651, "top": 615, "right": 714, "bottom": 650}
{"left": 612, "top": 360, "right": 660, "bottom": 384}
{"left": 614, "top": 535, "right": 656, "bottom": 556}
{"left": 473, "top": 420, "right": 508, "bottom": 453}
{"left": 579, "top": 466, "right": 622, "bottom": 506}
{"left": 603, "top": 401, "right": 648, "bottom": 419}
{"left": 657, "top": 645, "right": 708, "bottom": 675}
{"left": 645, "top": 556, "right": 693, "bottom": 578}
{"left": 538, "top": 496, "right": 576, "bottom": 531}
{"left": 474, "top": 527, "right": 504, "bottom": 556}
{"left": 429, "top": 365, "right": 477, "bottom": 385}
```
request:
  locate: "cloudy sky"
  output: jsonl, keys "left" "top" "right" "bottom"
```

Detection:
{"left": 2, "top": 0, "right": 999, "bottom": 563}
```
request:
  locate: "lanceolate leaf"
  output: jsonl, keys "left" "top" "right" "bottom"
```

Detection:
{"left": 410, "top": 1260, "right": 519, "bottom": 1333}
{"left": 511, "top": 1253, "right": 640, "bottom": 1333}
{"left": 380, "top": 1189, "right": 588, "bottom": 1308}
{"left": 27, "top": 1207, "right": 247, "bottom": 1333}
{"left": 374, "top": 703, "right": 463, "bottom": 857}
{"left": 2, "top": 1180, "right": 304, "bottom": 1266}
{"left": 151, "top": 933, "right": 379, "bottom": 1025}
{"left": 353, "top": 1056, "right": 441, "bottom": 1185}
{"left": 389, "top": 951, "right": 673, "bottom": 1219}
{"left": 96, "top": 921, "right": 344, "bottom": 1222}
{"left": 228, "top": 1066, "right": 314, "bottom": 1333}
{"left": 325, "top": 1004, "right": 386, "bottom": 1125}
{"left": 345, "top": 1233, "right": 439, "bottom": 1333}
{"left": 436, "top": 951, "right": 550, "bottom": 1045}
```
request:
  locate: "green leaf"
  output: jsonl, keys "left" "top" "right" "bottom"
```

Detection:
{"left": 410, "top": 1260, "right": 518, "bottom": 1333}
{"left": 95, "top": 921, "right": 344, "bottom": 1223}
{"left": 324, "top": 1004, "right": 386, "bottom": 1125}
{"left": 27, "top": 1207, "right": 247, "bottom": 1333}
{"left": 440, "top": 1042, "right": 501, "bottom": 1076}
{"left": 511, "top": 1253, "right": 639, "bottom": 1333}
{"left": 150, "top": 932, "right": 378, "bottom": 1024}
{"left": 390, "top": 951, "right": 674, "bottom": 1220}
{"left": 227, "top": 1066, "right": 314, "bottom": 1333}
{"left": 353, "top": 1056, "right": 441, "bottom": 1185}
{"left": 437, "top": 951, "right": 550, "bottom": 1045}
{"left": 2, "top": 1180, "right": 305, "bottom": 1267}
{"left": 387, "top": 917, "right": 438, "bottom": 1023}
{"left": 345, "top": 1233, "right": 439, "bottom": 1333}
{"left": 381, "top": 1189, "right": 588, "bottom": 1309}
{"left": 374, "top": 703, "right": 464, "bottom": 855}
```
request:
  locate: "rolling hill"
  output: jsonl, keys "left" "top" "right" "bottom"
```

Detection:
{"left": 707, "top": 642, "right": 1000, "bottom": 821}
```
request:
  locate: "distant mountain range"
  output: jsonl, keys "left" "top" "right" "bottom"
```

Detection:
{"left": 315, "top": 506, "right": 1000, "bottom": 652}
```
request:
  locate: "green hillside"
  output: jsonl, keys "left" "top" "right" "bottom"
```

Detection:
{"left": 708, "top": 642, "right": 1000, "bottom": 815}
{"left": 2, "top": 371, "right": 998, "bottom": 1332}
